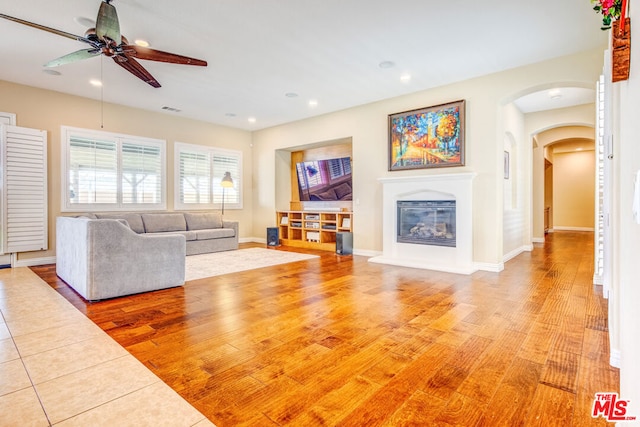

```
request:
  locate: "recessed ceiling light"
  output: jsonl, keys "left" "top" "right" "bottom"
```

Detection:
{"left": 134, "top": 39, "right": 150, "bottom": 48}
{"left": 400, "top": 74, "right": 411, "bottom": 83}
{"left": 379, "top": 61, "right": 395, "bottom": 69}
{"left": 43, "top": 69, "right": 61, "bottom": 76}
{"left": 285, "top": 92, "right": 299, "bottom": 98}
{"left": 549, "top": 89, "right": 562, "bottom": 99}
{"left": 89, "top": 79, "right": 102, "bottom": 87}
{"left": 248, "top": 117, "right": 256, "bottom": 123}
{"left": 308, "top": 99, "right": 318, "bottom": 108}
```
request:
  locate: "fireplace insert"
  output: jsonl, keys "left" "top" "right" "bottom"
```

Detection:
{"left": 397, "top": 200, "right": 456, "bottom": 247}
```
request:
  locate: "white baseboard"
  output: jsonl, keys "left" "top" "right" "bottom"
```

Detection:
{"left": 610, "top": 349, "right": 621, "bottom": 368}
{"left": 13, "top": 256, "right": 57, "bottom": 268}
{"left": 241, "top": 237, "right": 264, "bottom": 244}
{"left": 369, "top": 256, "right": 478, "bottom": 275}
{"left": 503, "top": 245, "right": 533, "bottom": 264}
{"left": 552, "top": 226, "right": 595, "bottom": 232}
{"left": 593, "top": 274, "right": 604, "bottom": 285}
{"left": 532, "top": 237, "right": 545, "bottom": 243}
{"left": 474, "top": 262, "right": 504, "bottom": 273}
{"left": 353, "top": 249, "right": 380, "bottom": 257}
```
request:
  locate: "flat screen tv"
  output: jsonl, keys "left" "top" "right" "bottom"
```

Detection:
{"left": 296, "top": 157, "right": 352, "bottom": 201}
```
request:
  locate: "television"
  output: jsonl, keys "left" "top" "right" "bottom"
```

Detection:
{"left": 296, "top": 157, "right": 352, "bottom": 201}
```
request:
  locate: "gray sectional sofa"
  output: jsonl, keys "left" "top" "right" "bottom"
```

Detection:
{"left": 86, "top": 211, "right": 239, "bottom": 255}
{"left": 56, "top": 211, "right": 238, "bottom": 301}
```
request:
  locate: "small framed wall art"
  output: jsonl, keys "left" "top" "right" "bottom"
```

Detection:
{"left": 504, "top": 151, "right": 510, "bottom": 179}
{"left": 388, "top": 100, "right": 465, "bottom": 171}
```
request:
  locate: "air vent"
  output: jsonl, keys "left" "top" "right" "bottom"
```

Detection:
{"left": 161, "top": 106, "right": 182, "bottom": 113}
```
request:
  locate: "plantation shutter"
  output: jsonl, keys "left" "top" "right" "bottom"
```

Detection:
{"left": 179, "top": 150, "right": 211, "bottom": 204}
{"left": 122, "top": 141, "right": 162, "bottom": 204}
{"left": 1, "top": 125, "right": 48, "bottom": 254}
{"left": 212, "top": 154, "right": 240, "bottom": 204}
{"left": 174, "top": 142, "right": 242, "bottom": 211}
{"left": 327, "top": 158, "right": 351, "bottom": 180}
{"left": 68, "top": 136, "right": 117, "bottom": 205}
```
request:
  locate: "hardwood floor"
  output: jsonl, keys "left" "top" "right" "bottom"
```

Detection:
{"left": 30, "top": 231, "right": 619, "bottom": 426}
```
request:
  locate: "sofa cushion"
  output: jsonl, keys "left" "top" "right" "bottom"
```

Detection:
{"left": 147, "top": 230, "right": 197, "bottom": 241}
{"left": 95, "top": 213, "right": 145, "bottom": 233}
{"left": 311, "top": 189, "right": 337, "bottom": 201}
{"left": 195, "top": 228, "right": 235, "bottom": 240}
{"left": 334, "top": 182, "right": 352, "bottom": 200}
{"left": 142, "top": 213, "right": 187, "bottom": 233}
{"left": 184, "top": 212, "right": 223, "bottom": 230}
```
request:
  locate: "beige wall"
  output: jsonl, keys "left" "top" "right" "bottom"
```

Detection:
{"left": 0, "top": 48, "right": 604, "bottom": 267}
{"left": 502, "top": 102, "right": 528, "bottom": 259}
{"left": 552, "top": 150, "right": 595, "bottom": 229}
{"left": 254, "top": 49, "right": 604, "bottom": 265}
{"left": 0, "top": 80, "right": 254, "bottom": 262}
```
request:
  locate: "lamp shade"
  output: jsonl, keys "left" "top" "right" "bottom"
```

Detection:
{"left": 221, "top": 171, "right": 234, "bottom": 188}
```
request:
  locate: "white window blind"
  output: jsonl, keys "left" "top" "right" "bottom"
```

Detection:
{"left": 175, "top": 142, "right": 242, "bottom": 211}
{"left": 62, "top": 126, "right": 166, "bottom": 211}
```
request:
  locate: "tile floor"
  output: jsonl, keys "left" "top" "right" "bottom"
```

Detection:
{"left": 0, "top": 267, "right": 215, "bottom": 426}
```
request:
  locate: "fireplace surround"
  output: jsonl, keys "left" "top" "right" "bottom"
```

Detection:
{"left": 369, "top": 173, "right": 476, "bottom": 274}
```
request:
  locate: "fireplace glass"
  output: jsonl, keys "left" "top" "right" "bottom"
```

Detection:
{"left": 397, "top": 200, "right": 456, "bottom": 247}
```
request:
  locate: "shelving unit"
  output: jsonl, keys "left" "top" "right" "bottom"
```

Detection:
{"left": 276, "top": 210, "right": 353, "bottom": 251}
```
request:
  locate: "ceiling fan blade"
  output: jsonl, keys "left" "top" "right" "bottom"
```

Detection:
{"left": 112, "top": 55, "right": 161, "bottom": 88}
{"left": 44, "top": 49, "right": 101, "bottom": 68}
{"left": 0, "top": 13, "right": 84, "bottom": 42}
{"left": 96, "top": 1, "right": 121, "bottom": 43}
{"left": 125, "top": 45, "right": 207, "bottom": 66}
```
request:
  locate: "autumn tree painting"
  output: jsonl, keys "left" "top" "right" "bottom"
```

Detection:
{"left": 389, "top": 100, "right": 465, "bottom": 170}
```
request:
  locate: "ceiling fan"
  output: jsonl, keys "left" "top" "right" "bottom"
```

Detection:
{"left": 0, "top": 0, "right": 207, "bottom": 88}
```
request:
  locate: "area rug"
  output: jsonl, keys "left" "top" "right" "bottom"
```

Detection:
{"left": 185, "top": 247, "right": 319, "bottom": 281}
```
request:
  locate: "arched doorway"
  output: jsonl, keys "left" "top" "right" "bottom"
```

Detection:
{"left": 501, "top": 85, "right": 597, "bottom": 263}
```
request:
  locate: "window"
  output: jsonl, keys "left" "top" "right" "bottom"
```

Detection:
{"left": 61, "top": 126, "right": 166, "bottom": 211}
{"left": 175, "top": 142, "right": 242, "bottom": 211}
{"left": 328, "top": 157, "right": 351, "bottom": 180}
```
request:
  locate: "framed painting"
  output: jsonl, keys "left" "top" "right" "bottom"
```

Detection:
{"left": 504, "top": 151, "right": 510, "bottom": 179}
{"left": 388, "top": 100, "right": 465, "bottom": 171}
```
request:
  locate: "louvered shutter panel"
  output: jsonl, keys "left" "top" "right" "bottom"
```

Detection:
{"left": 1, "top": 125, "right": 48, "bottom": 253}
{"left": 180, "top": 150, "right": 211, "bottom": 204}
{"left": 212, "top": 154, "right": 240, "bottom": 204}
{"left": 68, "top": 136, "right": 117, "bottom": 205}
{"left": 122, "top": 141, "right": 162, "bottom": 204}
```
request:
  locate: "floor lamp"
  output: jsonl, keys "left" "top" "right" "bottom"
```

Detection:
{"left": 221, "top": 171, "right": 233, "bottom": 215}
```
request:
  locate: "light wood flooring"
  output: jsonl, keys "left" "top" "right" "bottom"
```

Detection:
{"left": 31, "top": 231, "right": 619, "bottom": 426}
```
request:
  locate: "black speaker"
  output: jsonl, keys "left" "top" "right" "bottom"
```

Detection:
{"left": 336, "top": 232, "right": 353, "bottom": 255}
{"left": 267, "top": 227, "right": 279, "bottom": 246}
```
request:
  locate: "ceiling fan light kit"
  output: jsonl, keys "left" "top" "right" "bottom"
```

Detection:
{"left": 0, "top": 0, "right": 207, "bottom": 88}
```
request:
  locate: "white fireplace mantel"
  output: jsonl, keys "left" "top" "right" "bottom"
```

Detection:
{"left": 369, "top": 172, "right": 476, "bottom": 274}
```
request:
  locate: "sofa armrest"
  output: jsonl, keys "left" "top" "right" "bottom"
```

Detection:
{"left": 57, "top": 217, "right": 186, "bottom": 300}
{"left": 222, "top": 220, "right": 239, "bottom": 236}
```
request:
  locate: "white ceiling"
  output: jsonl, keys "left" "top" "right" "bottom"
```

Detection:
{"left": 0, "top": 1, "right": 608, "bottom": 131}
{"left": 512, "top": 87, "right": 596, "bottom": 114}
